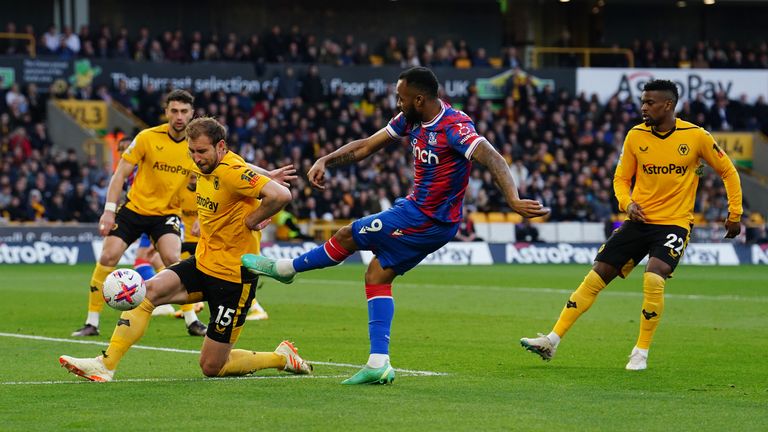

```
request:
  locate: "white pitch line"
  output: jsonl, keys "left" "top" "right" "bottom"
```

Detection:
{"left": 297, "top": 278, "right": 768, "bottom": 303}
{"left": 1, "top": 374, "right": 351, "bottom": 386}
{"left": 0, "top": 332, "right": 447, "bottom": 377}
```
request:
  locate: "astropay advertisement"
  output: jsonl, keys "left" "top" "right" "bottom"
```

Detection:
{"left": 576, "top": 68, "right": 768, "bottom": 107}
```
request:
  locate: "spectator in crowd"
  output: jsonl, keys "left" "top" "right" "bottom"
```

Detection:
{"left": 0, "top": 28, "right": 763, "bottom": 235}
{"left": 515, "top": 218, "right": 540, "bottom": 243}
{"left": 455, "top": 210, "right": 482, "bottom": 242}
{"left": 41, "top": 24, "right": 60, "bottom": 54}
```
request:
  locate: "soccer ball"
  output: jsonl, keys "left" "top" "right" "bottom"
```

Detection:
{"left": 102, "top": 269, "right": 146, "bottom": 311}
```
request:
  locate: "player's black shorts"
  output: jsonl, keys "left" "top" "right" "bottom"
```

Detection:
{"left": 595, "top": 221, "right": 691, "bottom": 278}
{"left": 168, "top": 257, "right": 258, "bottom": 344}
{"left": 181, "top": 241, "right": 198, "bottom": 256}
{"left": 109, "top": 206, "right": 181, "bottom": 246}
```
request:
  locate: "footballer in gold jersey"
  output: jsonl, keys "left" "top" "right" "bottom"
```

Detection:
{"left": 59, "top": 117, "right": 311, "bottom": 381}
{"left": 72, "top": 90, "right": 198, "bottom": 337}
{"left": 521, "top": 79, "right": 743, "bottom": 371}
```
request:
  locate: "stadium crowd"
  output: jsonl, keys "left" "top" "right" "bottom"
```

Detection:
{"left": 1, "top": 21, "right": 768, "bottom": 70}
{"left": 3, "top": 62, "right": 764, "bottom": 230}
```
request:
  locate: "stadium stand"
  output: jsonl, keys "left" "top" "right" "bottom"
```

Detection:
{"left": 1, "top": 21, "right": 766, "bottom": 244}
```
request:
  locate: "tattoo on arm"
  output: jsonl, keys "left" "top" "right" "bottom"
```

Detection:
{"left": 326, "top": 151, "right": 356, "bottom": 168}
{"left": 473, "top": 140, "right": 519, "bottom": 202}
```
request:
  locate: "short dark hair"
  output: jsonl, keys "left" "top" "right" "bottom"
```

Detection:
{"left": 186, "top": 117, "right": 227, "bottom": 145}
{"left": 398, "top": 67, "right": 439, "bottom": 98}
{"left": 165, "top": 89, "right": 194, "bottom": 106}
{"left": 643, "top": 79, "right": 679, "bottom": 104}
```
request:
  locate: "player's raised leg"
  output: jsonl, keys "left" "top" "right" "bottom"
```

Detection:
{"left": 241, "top": 226, "right": 355, "bottom": 283}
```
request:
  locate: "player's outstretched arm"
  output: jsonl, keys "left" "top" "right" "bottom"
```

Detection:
{"left": 307, "top": 128, "right": 396, "bottom": 190}
{"left": 471, "top": 139, "right": 549, "bottom": 218}
{"left": 99, "top": 159, "right": 136, "bottom": 236}
{"left": 244, "top": 181, "right": 292, "bottom": 231}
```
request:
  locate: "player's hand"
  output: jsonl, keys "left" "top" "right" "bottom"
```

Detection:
{"left": 98, "top": 211, "right": 116, "bottom": 237}
{"left": 250, "top": 217, "right": 272, "bottom": 231}
{"left": 511, "top": 199, "right": 549, "bottom": 218}
{"left": 267, "top": 164, "right": 297, "bottom": 187}
{"left": 307, "top": 160, "right": 327, "bottom": 190}
{"left": 627, "top": 202, "right": 647, "bottom": 223}
{"left": 724, "top": 217, "right": 741, "bottom": 239}
{"left": 191, "top": 220, "right": 201, "bottom": 237}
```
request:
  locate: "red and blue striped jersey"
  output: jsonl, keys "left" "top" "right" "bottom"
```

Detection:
{"left": 384, "top": 100, "right": 484, "bottom": 223}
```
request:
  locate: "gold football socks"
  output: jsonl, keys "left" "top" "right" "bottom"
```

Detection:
{"left": 216, "top": 350, "right": 285, "bottom": 377}
{"left": 552, "top": 270, "right": 607, "bottom": 337}
{"left": 636, "top": 272, "right": 666, "bottom": 350}
{"left": 102, "top": 298, "right": 156, "bottom": 370}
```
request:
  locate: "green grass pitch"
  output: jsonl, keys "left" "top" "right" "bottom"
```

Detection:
{"left": 0, "top": 263, "right": 766, "bottom": 431}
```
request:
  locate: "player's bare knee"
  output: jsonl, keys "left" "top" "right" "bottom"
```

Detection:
{"left": 158, "top": 248, "right": 181, "bottom": 266}
{"left": 334, "top": 226, "right": 356, "bottom": 250}
{"left": 646, "top": 258, "right": 672, "bottom": 279}
{"left": 98, "top": 251, "right": 121, "bottom": 267}
{"left": 143, "top": 280, "right": 162, "bottom": 303}
{"left": 592, "top": 261, "right": 619, "bottom": 284}
{"left": 199, "top": 358, "right": 224, "bottom": 377}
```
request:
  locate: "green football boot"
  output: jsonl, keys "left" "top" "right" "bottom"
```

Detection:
{"left": 341, "top": 363, "right": 395, "bottom": 385}
{"left": 241, "top": 254, "right": 295, "bottom": 284}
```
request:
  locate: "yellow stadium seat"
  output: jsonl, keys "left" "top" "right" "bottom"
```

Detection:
{"left": 454, "top": 58, "right": 472, "bottom": 69}
{"left": 507, "top": 213, "right": 523, "bottom": 224}
{"left": 489, "top": 57, "right": 502, "bottom": 68}
{"left": 487, "top": 212, "right": 506, "bottom": 223}
{"left": 469, "top": 212, "right": 487, "bottom": 223}
{"left": 369, "top": 55, "right": 384, "bottom": 66}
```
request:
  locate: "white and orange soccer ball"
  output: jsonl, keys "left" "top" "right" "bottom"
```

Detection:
{"left": 102, "top": 269, "right": 146, "bottom": 311}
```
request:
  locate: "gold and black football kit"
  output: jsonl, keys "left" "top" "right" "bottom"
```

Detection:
{"left": 169, "top": 151, "right": 271, "bottom": 343}
{"left": 598, "top": 118, "right": 743, "bottom": 275}
{"left": 111, "top": 123, "right": 195, "bottom": 245}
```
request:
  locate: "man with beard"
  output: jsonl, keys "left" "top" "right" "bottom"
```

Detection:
{"left": 71, "top": 90, "right": 198, "bottom": 337}
{"left": 520, "top": 79, "right": 743, "bottom": 370}
{"left": 242, "top": 67, "right": 548, "bottom": 384}
{"left": 60, "top": 117, "right": 312, "bottom": 381}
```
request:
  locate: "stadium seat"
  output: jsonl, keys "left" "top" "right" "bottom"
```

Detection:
{"left": 506, "top": 213, "right": 523, "bottom": 224}
{"left": 454, "top": 58, "right": 472, "bottom": 69}
{"left": 489, "top": 57, "right": 502, "bottom": 68}
{"left": 369, "top": 55, "right": 384, "bottom": 66}
{"left": 487, "top": 212, "right": 506, "bottom": 223}
{"left": 469, "top": 212, "right": 487, "bottom": 223}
